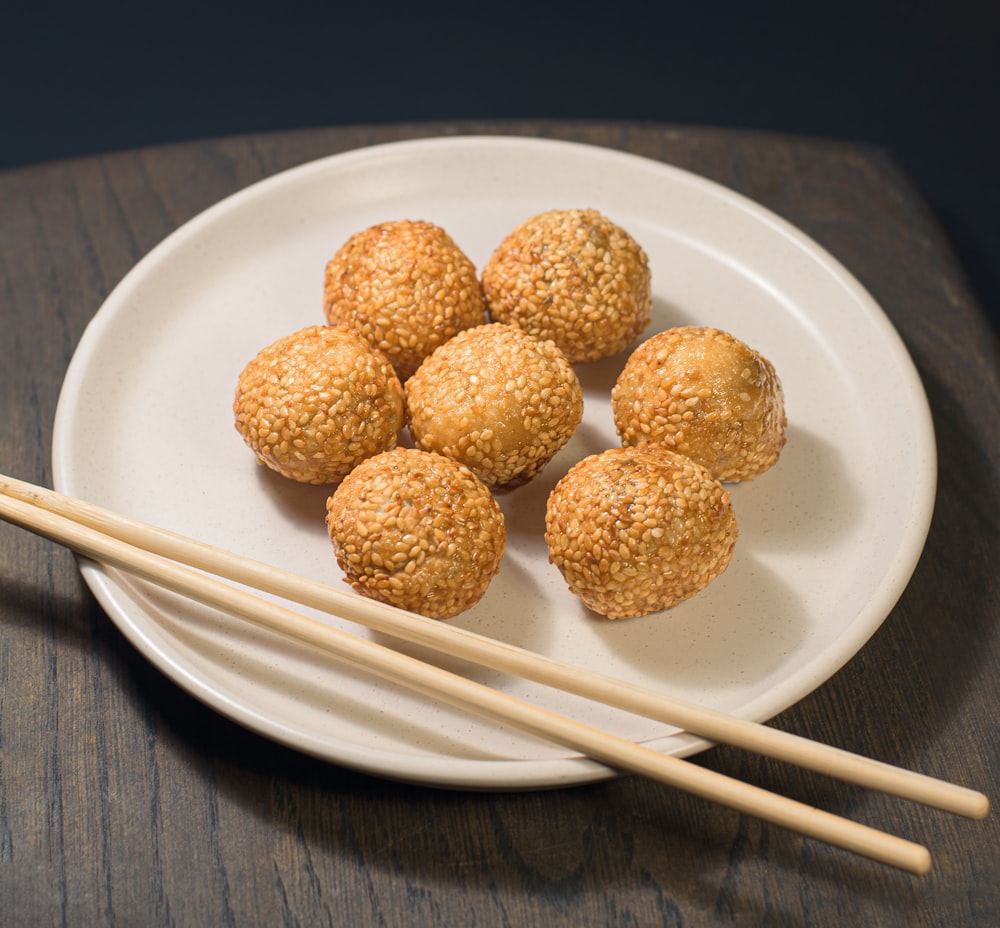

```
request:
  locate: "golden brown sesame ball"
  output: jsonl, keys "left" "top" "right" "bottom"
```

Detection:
{"left": 545, "top": 446, "right": 738, "bottom": 619}
{"left": 405, "top": 323, "right": 584, "bottom": 488}
{"left": 481, "top": 208, "right": 652, "bottom": 363}
{"left": 233, "top": 325, "right": 405, "bottom": 485}
{"left": 325, "top": 448, "right": 506, "bottom": 619}
{"left": 323, "top": 219, "right": 487, "bottom": 380}
{"left": 611, "top": 326, "right": 787, "bottom": 482}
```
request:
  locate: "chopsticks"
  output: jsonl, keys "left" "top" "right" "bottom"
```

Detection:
{"left": 0, "top": 475, "right": 988, "bottom": 873}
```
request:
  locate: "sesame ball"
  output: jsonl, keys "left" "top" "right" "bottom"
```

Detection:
{"left": 611, "top": 326, "right": 787, "bottom": 482}
{"left": 481, "top": 208, "right": 652, "bottom": 362}
{"left": 405, "top": 323, "right": 584, "bottom": 488}
{"left": 233, "top": 325, "right": 405, "bottom": 485}
{"left": 323, "top": 219, "right": 487, "bottom": 380}
{"left": 545, "top": 446, "right": 738, "bottom": 620}
{"left": 325, "top": 448, "right": 506, "bottom": 619}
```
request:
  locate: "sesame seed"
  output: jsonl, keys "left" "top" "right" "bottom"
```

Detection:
{"left": 326, "top": 448, "right": 506, "bottom": 619}
{"left": 233, "top": 325, "right": 405, "bottom": 485}
{"left": 611, "top": 326, "right": 787, "bottom": 482}
{"left": 481, "top": 209, "right": 652, "bottom": 363}
{"left": 545, "top": 446, "right": 738, "bottom": 619}
{"left": 406, "top": 323, "right": 584, "bottom": 488}
{"left": 323, "top": 220, "right": 487, "bottom": 381}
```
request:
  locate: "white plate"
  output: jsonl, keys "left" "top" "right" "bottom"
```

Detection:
{"left": 52, "top": 136, "right": 936, "bottom": 789}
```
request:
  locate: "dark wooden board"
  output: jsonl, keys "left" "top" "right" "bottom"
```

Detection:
{"left": 1, "top": 121, "right": 997, "bottom": 926}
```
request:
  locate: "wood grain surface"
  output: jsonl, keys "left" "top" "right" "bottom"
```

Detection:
{"left": 1, "top": 121, "right": 997, "bottom": 926}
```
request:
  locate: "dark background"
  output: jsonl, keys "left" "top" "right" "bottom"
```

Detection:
{"left": 3, "top": 0, "right": 998, "bottom": 333}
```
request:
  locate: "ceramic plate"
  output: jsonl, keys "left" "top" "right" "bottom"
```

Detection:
{"left": 51, "top": 136, "right": 936, "bottom": 788}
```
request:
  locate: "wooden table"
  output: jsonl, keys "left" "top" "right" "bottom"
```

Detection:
{"left": 2, "top": 121, "right": 997, "bottom": 926}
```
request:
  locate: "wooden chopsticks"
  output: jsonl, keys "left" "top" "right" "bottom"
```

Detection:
{"left": 0, "top": 474, "right": 989, "bottom": 873}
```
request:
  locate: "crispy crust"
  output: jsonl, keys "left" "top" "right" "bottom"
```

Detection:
{"left": 611, "top": 326, "right": 786, "bottom": 482}
{"left": 405, "top": 323, "right": 584, "bottom": 488}
{"left": 323, "top": 219, "right": 486, "bottom": 381}
{"left": 233, "top": 324, "right": 404, "bottom": 485}
{"left": 325, "top": 448, "right": 506, "bottom": 619}
{"left": 481, "top": 208, "right": 652, "bottom": 363}
{"left": 545, "top": 446, "right": 738, "bottom": 619}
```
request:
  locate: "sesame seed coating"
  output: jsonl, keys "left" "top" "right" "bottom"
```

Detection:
{"left": 545, "top": 446, "right": 738, "bottom": 619}
{"left": 611, "top": 326, "right": 787, "bottom": 482}
{"left": 323, "top": 219, "right": 487, "bottom": 381}
{"left": 405, "top": 323, "right": 584, "bottom": 488}
{"left": 325, "top": 447, "right": 506, "bottom": 619}
{"left": 481, "top": 208, "right": 652, "bottom": 363}
{"left": 233, "top": 324, "right": 405, "bottom": 485}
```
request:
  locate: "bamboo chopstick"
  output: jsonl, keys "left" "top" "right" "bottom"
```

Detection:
{"left": 0, "top": 486, "right": 934, "bottom": 873}
{"left": 0, "top": 474, "right": 988, "bottom": 823}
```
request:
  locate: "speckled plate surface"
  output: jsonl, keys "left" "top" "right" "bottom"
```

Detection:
{"left": 51, "top": 136, "right": 936, "bottom": 789}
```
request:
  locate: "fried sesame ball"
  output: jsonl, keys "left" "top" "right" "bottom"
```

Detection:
{"left": 612, "top": 326, "right": 787, "bottom": 482}
{"left": 233, "top": 325, "right": 404, "bottom": 485}
{"left": 325, "top": 448, "right": 506, "bottom": 619}
{"left": 323, "top": 219, "right": 486, "bottom": 380}
{"left": 481, "top": 208, "right": 652, "bottom": 363}
{"left": 405, "top": 323, "right": 584, "bottom": 488}
{"left": 545, "top": 446, "right": 738, "bottom": 619}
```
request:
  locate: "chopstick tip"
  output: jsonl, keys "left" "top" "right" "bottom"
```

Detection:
{"left": 967, "top": 791, "right": 991, "bottom": 821}
{"left": 912, "top": 846, "right": 933, "bottom": 876}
